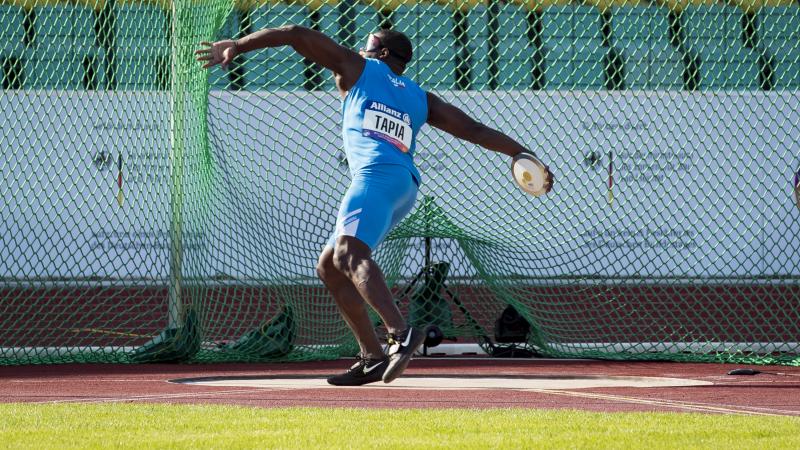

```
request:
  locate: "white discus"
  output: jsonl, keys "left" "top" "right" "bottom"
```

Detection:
{"left": 511, "top": 152, "right": 548, "bottom": 197}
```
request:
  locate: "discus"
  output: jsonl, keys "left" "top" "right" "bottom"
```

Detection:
{"left": 511, "top": 152, "right": 548, "bottom": 197}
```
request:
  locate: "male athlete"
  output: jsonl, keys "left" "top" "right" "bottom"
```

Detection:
{"left": 197, "top": 26, "right": 553, "bottom": 385}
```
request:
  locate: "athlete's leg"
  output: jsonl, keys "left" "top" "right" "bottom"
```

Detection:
{"left": 331, "top": 234, "right": 427, "bottom": 384}
{"left": 316, "top": 246, "right": 384, "bottom": 360}
{"left": 331, "top": 235, "right": 406, "bottom": 335}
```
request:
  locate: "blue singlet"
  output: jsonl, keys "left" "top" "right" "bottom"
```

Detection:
{"left": 326, "top": 58, "right": 428, "bottom": 250}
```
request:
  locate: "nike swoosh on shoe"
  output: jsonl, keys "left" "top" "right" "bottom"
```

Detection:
{"left": 400, "top": 328, "right": 413, "bottom": 347}
{"left": 363, "top": 361, "right": 385, "bottom": 374}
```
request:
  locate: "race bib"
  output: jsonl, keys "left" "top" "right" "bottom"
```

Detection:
{"left": 362, "top": 101, "right": 413, "bottom": 153}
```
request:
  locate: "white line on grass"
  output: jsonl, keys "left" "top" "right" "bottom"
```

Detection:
{"left": 29, "top": 388, "right": 287, "bottom": 405}
{"left": 529, "top": 389, "right": 800, "bottom": 417}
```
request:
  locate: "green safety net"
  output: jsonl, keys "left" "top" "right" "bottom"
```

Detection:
{"left": 0, "top": 0, "right": 798, "bottom": 365}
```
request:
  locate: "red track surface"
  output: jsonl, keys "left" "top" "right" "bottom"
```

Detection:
{"left": 1, "top": 359, "right": 799, "bottom": 416}
{"left": 3, "top": 284, "right": 799, "bottom": 348}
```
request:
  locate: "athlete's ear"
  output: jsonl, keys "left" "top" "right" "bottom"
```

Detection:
{"left": 378, "top": 47, "right": 390, "bottom": 60}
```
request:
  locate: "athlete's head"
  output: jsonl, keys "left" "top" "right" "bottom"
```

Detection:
{"left": 359, "top": 29, "right": 413, "bottom": 70}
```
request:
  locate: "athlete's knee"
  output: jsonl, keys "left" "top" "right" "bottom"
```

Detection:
{"left": 316, "top": 248, "right": 339, "bottom": 283}
{"left": 331, "top": 237, "right": 371, "bottom": 280}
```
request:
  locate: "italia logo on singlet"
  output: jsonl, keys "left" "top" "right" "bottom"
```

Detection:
{"left": 387, "top": 74, "right": 406, "bottom": 88}
{"left": 362, "top": 101, "right": 413, "bottom": 153}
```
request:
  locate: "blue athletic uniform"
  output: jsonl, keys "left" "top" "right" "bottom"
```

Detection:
{"left": 326, "top": 58, "right": 428, "bottom": 250}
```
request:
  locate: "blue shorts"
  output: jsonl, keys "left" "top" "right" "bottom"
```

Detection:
{"left": 326, "top": 165, "right": 419, "bottom": 251}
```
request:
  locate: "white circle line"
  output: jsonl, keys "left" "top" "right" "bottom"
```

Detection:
{"left": 175, "top": 375, "right": 713, "bottom": 391}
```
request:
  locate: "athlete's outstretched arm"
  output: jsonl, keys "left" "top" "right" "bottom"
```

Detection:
{"left": 426, "top": 92, "right": 553, "bottom": 192}
{"left": 195, "top": 25, "right": 363, "bottom": 91}
{"left": 427, "top": 92, "right": 531, "bottom": 158}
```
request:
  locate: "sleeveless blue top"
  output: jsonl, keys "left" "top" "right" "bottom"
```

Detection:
{"left": 341, "top": 58, "right": 428, "bottom": 184}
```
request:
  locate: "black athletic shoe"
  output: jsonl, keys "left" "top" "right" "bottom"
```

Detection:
{"left": 326, "top": 355, "right": 389, "bottom": 386}
{"left": 382, "top": 326, "right": 427, "bottom": 383}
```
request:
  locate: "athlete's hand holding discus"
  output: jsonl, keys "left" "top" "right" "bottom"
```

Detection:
{"left": 511, "top": 151, "right": 553, "bottom": 197}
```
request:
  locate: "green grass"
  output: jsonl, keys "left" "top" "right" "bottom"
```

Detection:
{"left": 1, "top": 403, "right": 799, "bottom": 449}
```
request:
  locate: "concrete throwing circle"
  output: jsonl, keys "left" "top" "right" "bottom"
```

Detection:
{"left": 171, "top": 375, "right": 712, "bottom": 390}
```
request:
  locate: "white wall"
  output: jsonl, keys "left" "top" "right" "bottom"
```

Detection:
{"left": 1, "top": 90, "right": 798, "bottom": 280}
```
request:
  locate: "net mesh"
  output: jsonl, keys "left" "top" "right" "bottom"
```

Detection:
{"left": 1, "top": 0, "right": 798, "bottom": 365}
